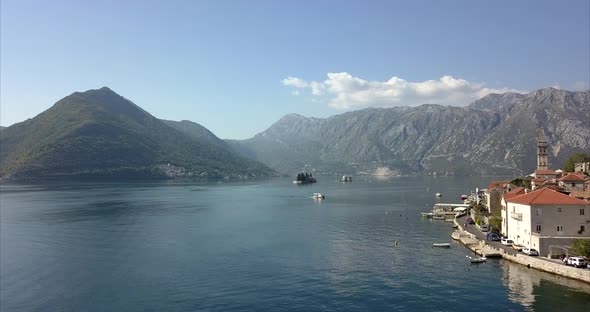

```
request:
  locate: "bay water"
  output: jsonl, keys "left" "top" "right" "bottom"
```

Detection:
{"left": 1, "top": 177, "right": 589, "bottom": 311}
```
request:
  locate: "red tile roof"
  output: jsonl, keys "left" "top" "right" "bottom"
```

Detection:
{"left": 506, "top": 188, "right": 589, "bottom": 205}
{"left": 557, "top": 173, "right": 586, "bottom": 182}
{"left": 532, "top": 177, "right": 546, "bottom": 183}
{"left": 504, "top": 187, "right": 526, "bottom": 200}
{"left": 571, "top": 172, "right": 589, "bottom": 179}
{"left": 535, "top": 169, "right": 558, "bottom": 175}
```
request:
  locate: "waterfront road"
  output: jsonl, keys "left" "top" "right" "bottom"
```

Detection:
{"left": 456, "top": 214, "right": 517, "bottom": 256}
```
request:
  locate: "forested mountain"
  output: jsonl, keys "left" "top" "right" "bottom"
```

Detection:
{"left": 0, "top": 87, "right": 275, "bottom": 179}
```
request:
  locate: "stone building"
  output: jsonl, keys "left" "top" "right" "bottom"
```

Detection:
{"left": 503, "top": 188, "right": 590, "bottom": 256}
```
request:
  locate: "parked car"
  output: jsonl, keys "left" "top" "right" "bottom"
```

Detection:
{"left": 511, "top": 244, "right": 524, "bottom": 251}
{"left": 465, "top": 217, "right": 475, "bottom": 224}
{"left": 567, "top": 257, "right": 588, "bottom": 268}
{"left": 522, "top": 248, "right": 539, "bottom": 256}
{"left": 480, "top": 224, "right": 489, "bottom": 232}
{"left": 501, "top": 238, "right": 514, "bottom": 246}
{"left": 486, "top": 233, "right": 500, "bottom": 241}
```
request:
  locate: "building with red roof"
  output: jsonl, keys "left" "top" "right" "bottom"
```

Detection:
{"left": 557, "top": 173, "right": 586, "bottom": 191}
{"left": 503, "top": 188, "right": 590, "bottom": 256}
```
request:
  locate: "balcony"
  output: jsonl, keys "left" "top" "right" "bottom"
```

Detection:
{"left": 511, "top": 212, "right": 522, "bottom": 221}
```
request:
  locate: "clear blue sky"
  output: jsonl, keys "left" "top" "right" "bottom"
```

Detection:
{"left": 1, "top": 0, "right": 589, "bottom": 139}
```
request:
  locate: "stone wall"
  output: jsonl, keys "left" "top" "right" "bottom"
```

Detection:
{"left": 503, "top": 253, "right": 590, "bottom": 284}
{"left": 539, "top": 237, "right": 590, "bottom": 257}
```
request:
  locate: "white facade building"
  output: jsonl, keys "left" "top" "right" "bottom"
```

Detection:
{"left": 503, "top": 188, "right": 590, "bottom": 256}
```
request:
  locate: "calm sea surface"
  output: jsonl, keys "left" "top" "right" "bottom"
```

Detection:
{"left": 1, "top": 177, "right": 589, "bottom": 311}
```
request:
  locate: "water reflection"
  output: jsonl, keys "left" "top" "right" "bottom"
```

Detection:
{"left": 502, "top": 260, "right": 590, "bottom": 310}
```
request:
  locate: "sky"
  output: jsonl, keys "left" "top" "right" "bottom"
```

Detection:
{"left": 1, "top": 0, "right": 589, "bottom": 139}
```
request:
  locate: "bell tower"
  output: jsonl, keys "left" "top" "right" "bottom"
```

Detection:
{"left": 536, "top": 129, "right": 548, "bottom": 170}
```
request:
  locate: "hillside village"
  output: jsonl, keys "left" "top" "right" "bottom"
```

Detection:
{"left": 462, "top": 130, "right": 590, "bottom": 277}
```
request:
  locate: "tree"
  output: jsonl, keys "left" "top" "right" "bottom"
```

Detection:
{"left": 564, "top": 153, "right": 590, "bottom": 172}
{"left": 510, "top": 178, "right": 531, "bottom": 189}
{"left": 570, "top": 239, "right": 590, "bottom": 257}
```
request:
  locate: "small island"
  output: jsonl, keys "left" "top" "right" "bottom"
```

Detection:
{"left": 293, "top": 172, "right": 317, "bottom": 184}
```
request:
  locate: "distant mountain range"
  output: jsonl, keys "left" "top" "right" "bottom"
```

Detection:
{"left": 0, "top": 87, "right": 275, "bottom": 180}
{"left": 227, "top": 88, "right": 589, "bottom": 176}
{"left": 2, "top": 87, "right": 587, "bottom": 180}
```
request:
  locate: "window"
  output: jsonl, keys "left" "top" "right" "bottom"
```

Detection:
{"left": 557, "top": 207, "right": 562, "bottom": 213}
{"left": 557, "top": 225, "right": 563, "bottom": 232}
{"left": 536, "top": 225, "right": 542, "bottom": 232}
{"left": 536, "top": 209, "right": 542, "bottom": 216}
{"left": 581, "top": 209, "right": 585, "bottom": 215}
{"left": 572, "top": 183, "right": 576, "bottom": 187}
{"left": 581, "top": 225, "right": 586, "bottom": 233}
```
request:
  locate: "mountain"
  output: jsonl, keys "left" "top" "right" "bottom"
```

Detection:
{"left": 161, "top": 119, "right": 228, "bottom": 149}
{"left": 0, "top": 87, "right": 275, "bottom": 179}
{"left": 228, "top": 88, "right": 590, "bottom": 176}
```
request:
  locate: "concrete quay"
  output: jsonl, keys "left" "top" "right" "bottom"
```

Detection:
{"left": 452, "top": 215, "right": 590, "bottom": 284}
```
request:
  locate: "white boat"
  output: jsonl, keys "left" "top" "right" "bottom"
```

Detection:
{"left": 341, "top": 175, "right": 352, "bottom": 182}
{"left": 435, "top": 192, "right": 442, "bottom": 197}
{"left": 432, "top": 243, "right": 451, "bottom": 248}
{"left": 421, "top": 212, "right": 434, "bottom": 218}
{"left": 466, "top": 255, "right": 486, "bottom": 263}
{"left": 312, "top": 193, "right": 325, "bottom": 199}
{"left": 432, "top": 214, "right": 445, "bottom": 220}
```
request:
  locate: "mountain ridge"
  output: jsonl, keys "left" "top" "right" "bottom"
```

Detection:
{"left": 227, "top": 87, "right": 590, "bottom": 175}
{"left": 0, "top": 87, "right": 276, "bottom": 180}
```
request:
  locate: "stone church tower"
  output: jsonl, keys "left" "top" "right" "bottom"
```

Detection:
{"left": 536, "top": 129, "right": 549, "bottom": 170}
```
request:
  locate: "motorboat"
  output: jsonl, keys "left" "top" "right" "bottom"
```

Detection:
{"left": 421, "top": 212, "right": 434, "bottom": 218}
{"left": 432, "top": 214, "right": 445, "bottom": 220}
{"left": 312, "top": 193, "right": 325, "bottom": 199}
{"left": 432, "top": 243, "right": 451, "bottom": 248}
{"left": 466, "top": 255, "right": 486, "bottom": 263}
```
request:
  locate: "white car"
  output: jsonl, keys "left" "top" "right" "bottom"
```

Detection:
{"left": 501, "top": 238, "right": 513, "bottom": 246}
{"left": 522, "top": 248, "right": 539, "bottom": 256}
{"left": 567, "top": 257, "right": 588, "bottom": 268}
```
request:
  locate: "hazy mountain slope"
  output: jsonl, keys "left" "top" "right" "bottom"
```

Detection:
{"left": 0, "top": 87, "right": 275, "bottom": 179}
{"left": 161, "top": 119, "right": 228, "bottom": 149}
{"left": 469, "top": 88, "right": 590, "bottom": 172}
{"left": 229, "top": 88, "right": 589, "bottom": 175}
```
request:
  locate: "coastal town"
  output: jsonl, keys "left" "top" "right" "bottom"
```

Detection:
{"left": 449, "top": 130, "right": 590, "bottom": 283}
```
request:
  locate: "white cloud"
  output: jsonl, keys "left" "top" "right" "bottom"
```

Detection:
{"left": 282, "top": 72, "right": 526, "bottom": 109}
{"left": 282, "top": 76, "right": 308, "bottom": 88}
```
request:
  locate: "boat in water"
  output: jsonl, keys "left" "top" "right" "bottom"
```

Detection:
{"left": 466, "top": 255, "right": 486, "bottom": 263}
{"left": 421, "top": 212, "right": 434, "bottom": 218}
{"left": 432, "top": 213, "right": 445, "bottom": 220}
{"left": 312, "top": 193, "right": 325, "bottom": 199}
{"left": 432, "top": 243, "right": 451, "bottom": 248}
{"left": 341, "top": 175, "right": 352, "bottom": 182}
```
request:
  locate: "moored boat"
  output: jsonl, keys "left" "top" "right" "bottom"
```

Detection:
{"left": 432, "top": 214, "right": 445, "bottom": 220}
{"left": 432, "top": 243, "right": 451, "bottom": 248}
{"left": 467, "top": 255, "right": 486, "bottom": 263}
{"left": 421, "top": 212, "right": 434, "bottom": 218}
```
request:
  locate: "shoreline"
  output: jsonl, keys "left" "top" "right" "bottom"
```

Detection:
{"left": 451, "top": 218, "right": 590, "bottom": 284}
